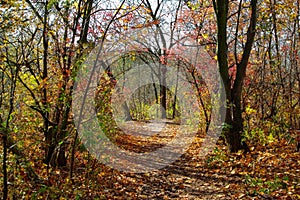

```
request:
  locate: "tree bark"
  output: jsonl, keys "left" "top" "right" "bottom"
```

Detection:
{"left": 213, "top": 0, "right": 257, "bottom": 152}
{"left": 2, "top": 129, "right": 8, "bottom": 200}
{"left": 160, "top": 65, "right": 167, "bottom": 119}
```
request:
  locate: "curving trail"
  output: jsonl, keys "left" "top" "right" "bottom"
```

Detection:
{"left": 100, "top": 120, "right": 244, "bottom": 199}
{"left": 71, "top": 120, "right": 299, "bottom": 199}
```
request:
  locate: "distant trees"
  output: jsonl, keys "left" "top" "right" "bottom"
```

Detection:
{"left": 0, "top": 42, "right": 19, "bottom": 200}
{"left": 1, "top": 2, "right": 40, "bottom": 199}
{"left": 247, "top": 0, "right": 300, "bottom": 132}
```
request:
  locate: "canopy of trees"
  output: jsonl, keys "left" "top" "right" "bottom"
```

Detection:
{"left": 0, "top": 0, "right": 299, "bottom": 199}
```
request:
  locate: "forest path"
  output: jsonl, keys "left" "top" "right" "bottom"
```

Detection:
{"left": 70, "top": 120, "right": 298, "bottom": 199}
{"left": 100, "top": 120, "right": 243, "bottom": 199}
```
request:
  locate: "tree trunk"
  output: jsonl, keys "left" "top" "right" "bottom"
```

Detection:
{"left": 160, "top": 65, "right": 167, "bottom": 119}
{"left": 2, "top": 130, "right": 8, "bottom": 200}
{"left": 122, "top": 102, "right": 132, "bottom": 121}
{"left": 213, "top": 0, "right": 257, "bottom": 152}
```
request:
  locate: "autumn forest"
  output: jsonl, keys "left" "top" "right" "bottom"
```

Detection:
{"left": 0, "top": 0, "right": 299, "bottom": 199}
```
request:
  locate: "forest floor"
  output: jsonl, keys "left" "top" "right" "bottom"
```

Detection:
{"left": 68, "top": 121, "right": 300, "bottom": 199}
{"left": 3, "top": 121, "right": 300, "bottom": 199}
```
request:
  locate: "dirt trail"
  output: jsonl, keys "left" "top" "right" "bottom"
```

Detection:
{"left": 78, "top": 120, "right": 299, "bottom": 199}
{"left": 97, "top": 120, "right": 243, "bottom": 199}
